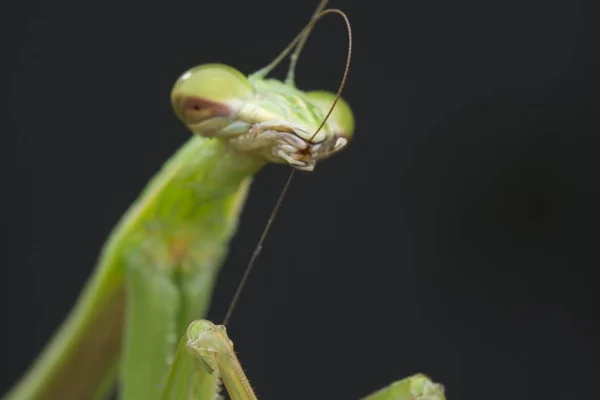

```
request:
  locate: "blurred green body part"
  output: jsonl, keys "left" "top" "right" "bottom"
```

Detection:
{"left": 362, "top": 373, "right": 447, "bottom": 400}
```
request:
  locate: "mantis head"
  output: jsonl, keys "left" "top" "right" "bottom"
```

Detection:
{"left": 170, "top": 63, "right": 354, "bottom": 171}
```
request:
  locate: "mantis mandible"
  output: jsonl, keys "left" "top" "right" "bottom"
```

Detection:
{"left": 3, "top": 1, "right": 447, "bottom": 399}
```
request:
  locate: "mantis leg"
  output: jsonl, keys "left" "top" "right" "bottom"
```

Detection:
{"left": 120, "top": 185, "right": 252, "bottom": 400}
{"left": 119, "top": 138, "right": 258, "bottom": 400}
{"left": 161, "top": 320, "right": 255, "bottom": 400}
{"left": 120, "top": 242, "right": 181, "bottom": 400}
{"left": 158, "top": 333, "right": 222, "bottom": 400}
{"left": 162, "top": 320, "right": 447, "bottom": 400}
{"left": 361, "top": 374, "right": 447, "bottom": 400}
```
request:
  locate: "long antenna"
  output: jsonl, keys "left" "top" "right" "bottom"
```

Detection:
{"left": 250, "top": 4, "right": 350, "bottom": 82}
{"left": 308, "top": 9, "right": 352, "bottom": 142}
{"left": 222, "top": 169, "right": 295, "bottom": 326}
{"left": 286, "top": 0, "right": 329, "bottom": 86}
{"left": 222, "top": 4, "right": 353, "bottom": 327}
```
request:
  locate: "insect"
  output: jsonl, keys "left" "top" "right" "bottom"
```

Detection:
{"left": 3, "top": 1, "right": 446, "bottom": 399}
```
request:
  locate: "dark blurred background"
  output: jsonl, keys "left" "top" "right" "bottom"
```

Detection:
{"left": 1, "top": 0, "right": 598, "bottom": 398}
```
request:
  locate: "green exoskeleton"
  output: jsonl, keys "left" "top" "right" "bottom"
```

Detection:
{"left": 160, "top": 320, "right": 447, "bottom": 400}
{"left": 3, "top": 1, "right": 446, "bottom": 399}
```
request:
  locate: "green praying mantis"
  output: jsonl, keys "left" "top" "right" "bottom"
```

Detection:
{"left": 3, "top": 1, "right": 447, "bottom": 399}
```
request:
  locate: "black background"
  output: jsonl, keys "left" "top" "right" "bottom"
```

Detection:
{"left": 1, "top": 0, "right": 599, "bottom": 399}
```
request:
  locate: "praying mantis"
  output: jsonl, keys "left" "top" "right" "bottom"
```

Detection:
{"left": 3, "top": 1, "right": 447, "bottom": 399}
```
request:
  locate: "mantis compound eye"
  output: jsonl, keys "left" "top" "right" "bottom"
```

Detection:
{"left": 171, "top": 64, "right": 255, "bottom": 128}
{"left": 304, "top": 90, "right": 354, "bottom": 159}
{"left": 305, "top": 90, "right": 355, "bottom": 142}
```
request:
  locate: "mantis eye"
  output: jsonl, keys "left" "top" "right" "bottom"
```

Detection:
{"left": 306, "top": 90, "right": 355, "bottom": 141}
{"left": 171, "top": 64, "right": 254, "bottom": 126}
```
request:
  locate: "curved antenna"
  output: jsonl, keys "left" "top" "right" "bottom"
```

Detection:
{"left": 307, "top": 9, "right": 352, "bottom": 142}
{"left": 223, "top": 6, "right": 353, "bottom": 327}
{"left": 250, "top": 8, "right": 352, "bottom": 88}
{"left": 251, "top": 8, "right": 353, "bottom": 143}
